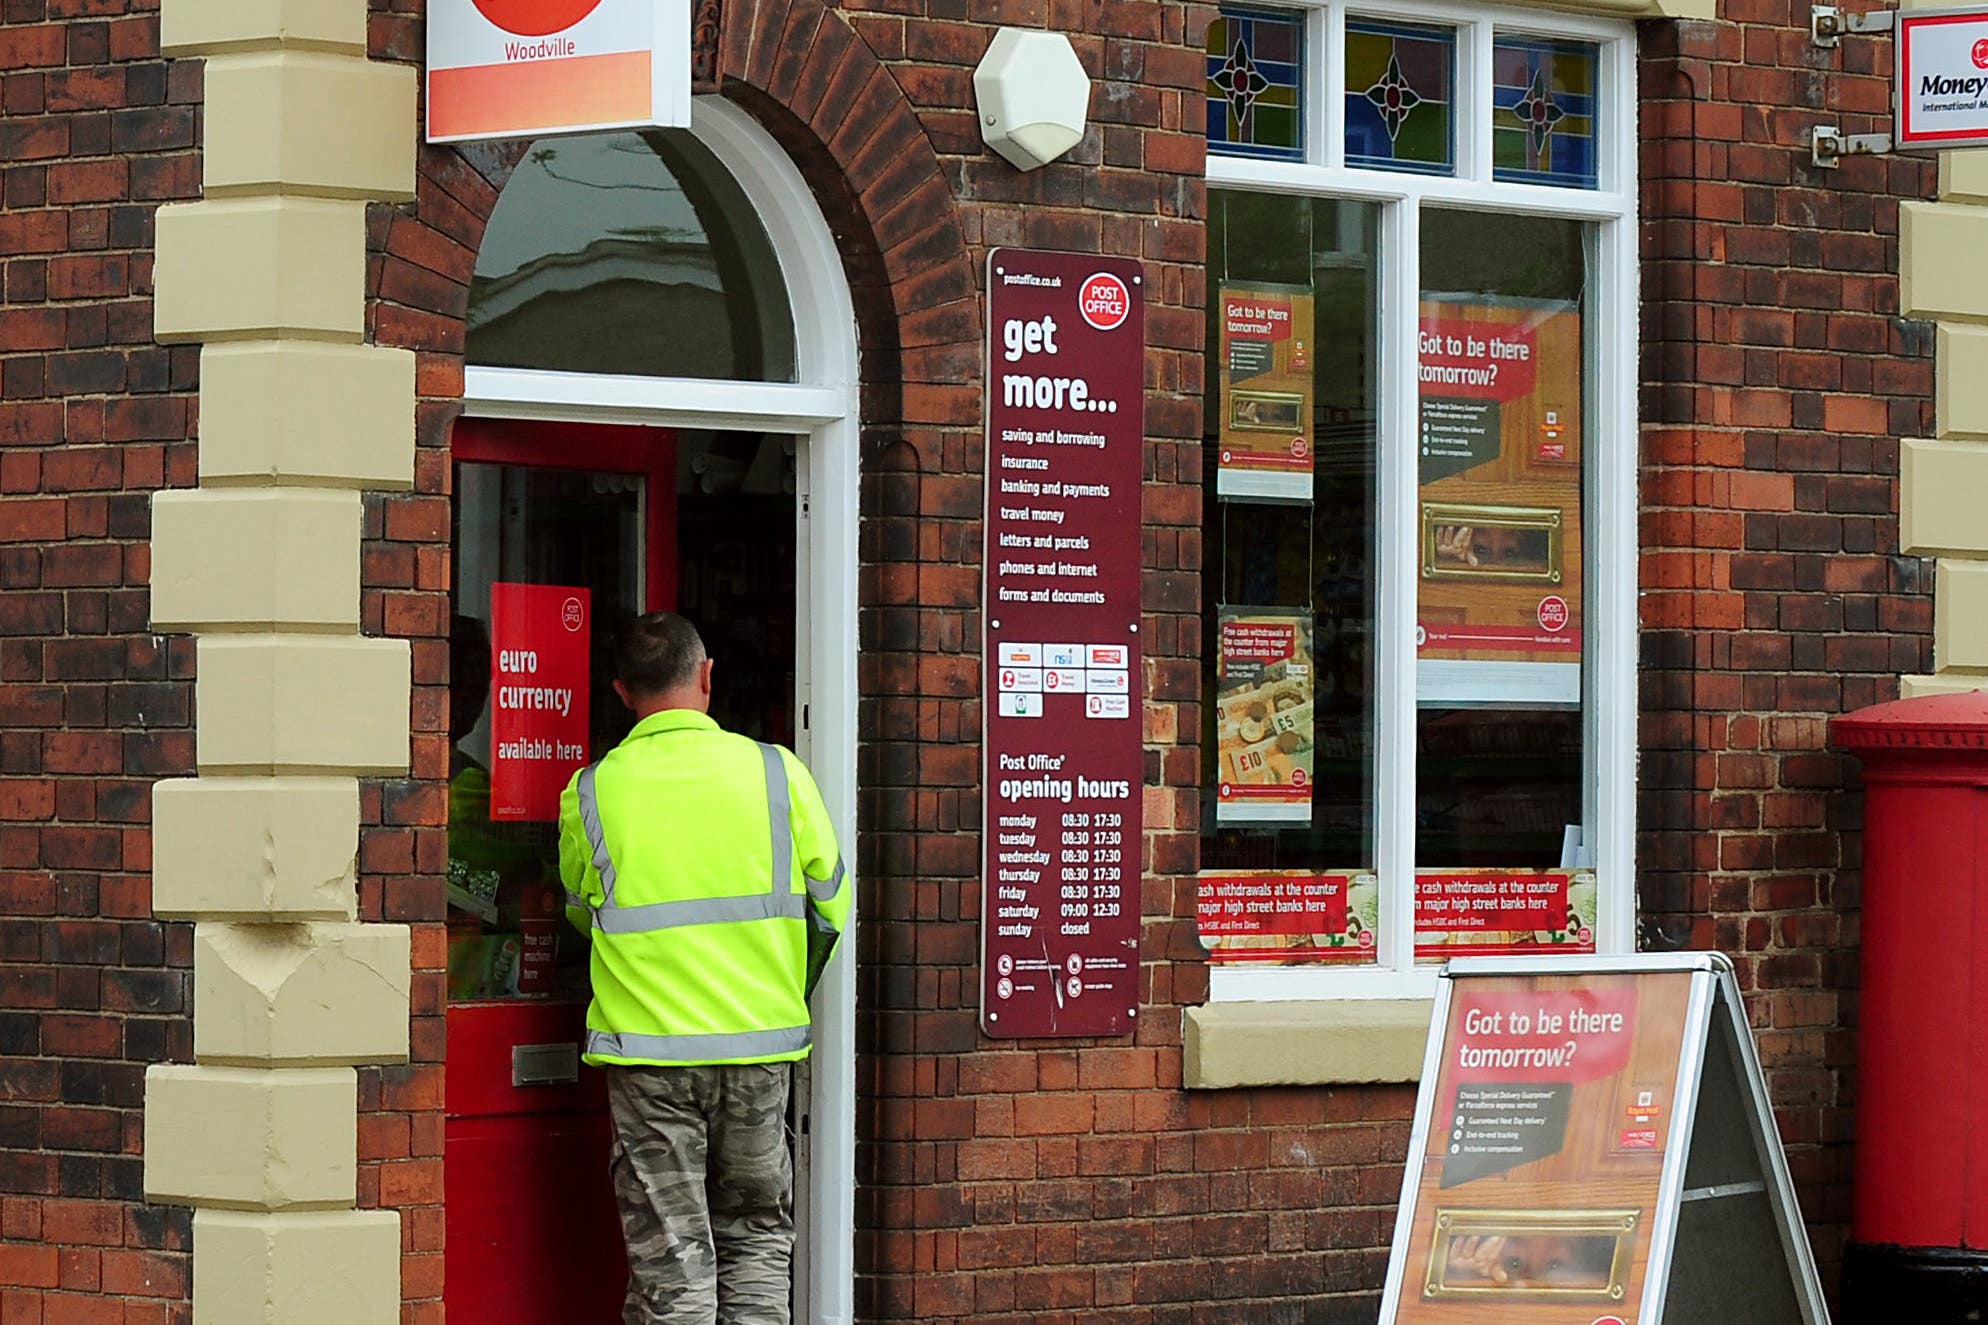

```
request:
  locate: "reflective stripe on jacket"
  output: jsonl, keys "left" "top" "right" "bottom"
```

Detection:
{"left": 556, "top": 708, "right": 851, "bottom": 1068}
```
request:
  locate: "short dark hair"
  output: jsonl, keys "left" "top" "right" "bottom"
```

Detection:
{"left": 614, "top": 612, "right": 707, "bottom": 697}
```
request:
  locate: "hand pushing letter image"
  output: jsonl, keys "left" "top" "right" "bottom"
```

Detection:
{"left": 1442, "top": 1233, "right": 1616, "bottom": 1292}
{"left": 1431, "top": 523, "right": 1553, "bottom": 574}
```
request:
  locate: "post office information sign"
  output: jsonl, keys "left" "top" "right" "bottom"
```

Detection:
{"left": 980, "top": 248, "right": 1147, "bottom": 1039}
{"left": 427, "top": 0, "right": 691, "bottom": 144}
{"left": 1898, "top": 6, "right": 1988, "bottom": 149}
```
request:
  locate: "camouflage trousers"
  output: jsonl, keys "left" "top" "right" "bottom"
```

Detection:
{"left": 606, "top": 1062, "right": 795, "bottom": 1325}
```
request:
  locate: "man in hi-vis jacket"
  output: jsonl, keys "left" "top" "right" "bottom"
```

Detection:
{"left": 559, "top": 612, "right": 849, "bottom": 1325}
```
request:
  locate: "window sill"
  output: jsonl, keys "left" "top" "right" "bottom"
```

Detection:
{"left": 1182, "top": 998, "right": 1434, "bottom": 1089}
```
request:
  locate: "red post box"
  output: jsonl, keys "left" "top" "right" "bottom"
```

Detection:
{"left": 1832, "top": 689, "right": 1988, "bottom": 1320}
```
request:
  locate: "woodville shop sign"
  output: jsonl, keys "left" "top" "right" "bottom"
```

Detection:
{"left": 427, "top": 0, "right": 692, "bottom": 143}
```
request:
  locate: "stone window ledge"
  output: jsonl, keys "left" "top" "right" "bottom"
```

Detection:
{"left": 1182, "top": 999, "right": 1435, "bottom": 1089}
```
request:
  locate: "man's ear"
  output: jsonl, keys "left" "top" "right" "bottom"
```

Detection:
{"left": 698, "top": 657, "right": 715, "bottom": 696}
{"left": 612, "top": 679, "right": 634, "bottom": 712}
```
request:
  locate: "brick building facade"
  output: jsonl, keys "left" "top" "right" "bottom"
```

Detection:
{"left": 2, "top": 0, "right": 1985, "bottom": 1321}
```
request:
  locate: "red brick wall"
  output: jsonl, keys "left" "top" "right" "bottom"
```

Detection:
{"left": 1637, "top": 7, "right": 1938, "bottom": 1287}
{"left": 0, "top": 3, "right": 199, "bottom": 1321}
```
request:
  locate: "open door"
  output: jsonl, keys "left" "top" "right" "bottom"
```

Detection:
{"left": 444, "top": 416, "right": 802, "bottom": 1322}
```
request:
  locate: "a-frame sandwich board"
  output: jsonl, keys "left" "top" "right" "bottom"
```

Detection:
{"left": 1378, "top": 952, "right": 1831, "bottom": 1325}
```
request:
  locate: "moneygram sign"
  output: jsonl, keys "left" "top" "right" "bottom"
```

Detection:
{"left": 1898, "top": 6, "right": 1988, "bottom": 149}
{"left": 427, "top": 0, "right": 690, "bottom": 143}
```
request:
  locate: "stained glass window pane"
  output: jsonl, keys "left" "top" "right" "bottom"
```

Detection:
{"left": 1344, "top": 19, "right": 1455, "bottom": 174}
{"left": 1207, "top": 6, "right": 1306, "bottom": 161}
{"left": 1493, "top": 37, "right": 1600, "bottom": 188}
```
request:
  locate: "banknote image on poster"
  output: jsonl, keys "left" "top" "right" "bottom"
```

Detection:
{"left": 1197, "top": 870, "right": 1379, "bottom": 965}
{"left": 1215, "top": 607, "right": 1315, "bottom": 823}
{"left": 1415, "top": 868, "right": 1597, "bottom": 961}
{"left": 487, "top": 581, "right": 591, "bottom": 822}
{"left": 1390, "top": 970, "right": 1694, "bottom": 1322}
{"left": 1218, "top": 283, "right": 1315, "bottom": 503}
{"left": 1417, "top": 297, "right": 1582, "bottom": 706}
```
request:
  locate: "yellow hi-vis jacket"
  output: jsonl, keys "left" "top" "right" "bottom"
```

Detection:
{"left": 556, "top": 709, "right": 850, "bottom": 1068}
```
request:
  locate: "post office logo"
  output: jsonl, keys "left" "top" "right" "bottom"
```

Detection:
{"left": 1079, "top": 272, "right": 1132, "bottom": 331}
{"left": 473, "top": 0, "right": 604, "bottom": 36}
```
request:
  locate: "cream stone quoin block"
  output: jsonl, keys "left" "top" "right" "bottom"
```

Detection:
{"left": 193, "top": 1209, "right": 401, "bottom": 1325}
{"left": 153, "top": 777, "right": 359, "bottom": 920}
{"left": 1940, "top": 325, "right": 1988, "bottom": 441}
{"left": 1901, "top": 200, "right": 1988, "bottom": 325}
{"left": 1947, "top": 149, "right": 1988, "bottom": 204}
{"left": 151, "top": 489, "right": 361, "bottom": 632}
{"left": 199, "top": 343, "right": 415, "bottom": 490}
{"left": 146, "top": 1066, "right": 356, "bottom": 1210}
{"left": 161, "top": 0, "right": 368, "bottom": 56}
{"left": 203, "top": 52, "right": 416, "bottom": 201}
{"left": 1935, "top": 559, "right": 1988, "bottom": 674}
{"left": 1902, "top": 438, "right": 1988, "bottom": 557}
{"left": 1902, "top": 673, "right": 1988, "bottom": 698}
{"left": 196, "top": 922, "right": 411, "bottom": 1066}
{"left": 196, "top": 636, "right": 411, "bottom": 774}
{"left": 154, "top": 198, "right": 365, "bottom": 343}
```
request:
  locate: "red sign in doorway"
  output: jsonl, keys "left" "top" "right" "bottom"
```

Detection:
{"left": 488, "top": 582, "right": 592, "bottom": 822}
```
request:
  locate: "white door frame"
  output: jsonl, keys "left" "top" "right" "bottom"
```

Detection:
{"left": 461, "top": 95, "right": 861, "bottom": 1325}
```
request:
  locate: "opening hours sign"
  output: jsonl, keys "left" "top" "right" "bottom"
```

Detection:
{"left": 980, "top": 249, "right": 1147, "bottom": 1039}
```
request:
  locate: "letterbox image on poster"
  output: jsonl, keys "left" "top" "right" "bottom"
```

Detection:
{"left": 1215, "top": 606, "right": 1316, "bottom": 823}
{"left": 1391, "top": 970, "right": 1695, "bottom": 1323}
{"left": 1418, "top": 296, "right": 1583, "bottom": 706}
{"left": 1415, "top": 868, "right": 1597, "bottom": 961}
{"left": 1218, "top": 282, "right": 1316, "bottom": 502}
{"left": 1198, "top": 870, "right": 1379, "bottom": 965}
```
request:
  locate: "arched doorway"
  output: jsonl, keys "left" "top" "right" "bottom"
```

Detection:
{"left": 441, "top": 98, "right": 859, "bottom": 1324}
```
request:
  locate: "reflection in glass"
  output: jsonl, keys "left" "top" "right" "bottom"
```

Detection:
{"left": 1415, "top": 211, "right": 1590, "bottom": 875}
{"left": 1203, "top": 191, "right": 1380, "bottom": 885}
{"left": 468, "top": 131, "right": 796, "bottom": 381}
{"left": 448, "top": 464, "right": 644, "bottom": 1003}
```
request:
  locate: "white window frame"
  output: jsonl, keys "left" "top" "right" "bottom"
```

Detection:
{"left": 1205, "top": 0, "right": 1639, "bottom": 1002}
{"left": 460, "top": 98, "right": 861, "bottom": 1323}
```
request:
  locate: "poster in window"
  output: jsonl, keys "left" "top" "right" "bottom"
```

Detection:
{"left": 1215, "top": 607, "right": 1315, "bottom": 823}
{"left": 1414, "top": 868, "right": 1597, "bottom": 961}
{"left": 1218, "top": 283, "right": 1315, "bottom": 502}
{"left": 487, "top": 582, "right": 592, "bottom": 822}
{"left": 1417, "top": 297, "right": 1582, "bottom": 706}
{"left": 1198, "top": 869, "right": 1379, "bottom": 965}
